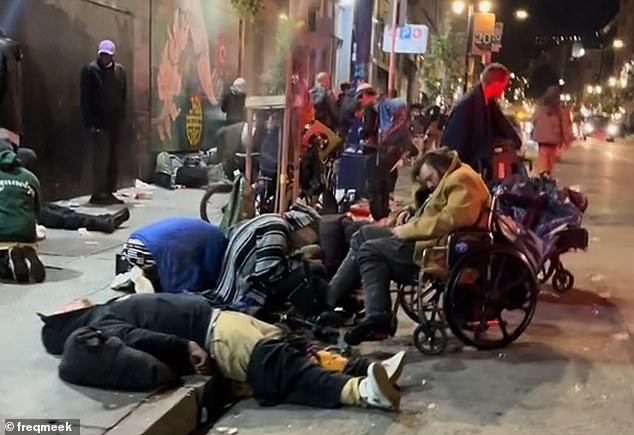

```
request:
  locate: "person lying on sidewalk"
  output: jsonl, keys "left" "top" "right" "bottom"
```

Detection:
{"left": 39, "top": 293, "right": 405, "bottom": 411}
{"left": 0, "top": 140, "right": 45, "bottom": 283}
{"left": 326, "top": 148, "right": 491, "bottom": 344}
{"left": 204, "top": 202, "right": 328, "bottom": 320}
{"left": 0, "top": 139, "right": 130, "bottom": 234}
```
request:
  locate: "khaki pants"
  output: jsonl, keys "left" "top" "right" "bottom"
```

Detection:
{"left": 538, "top": 144, "right": 558, "bottom": 174}
{"left": 208, "top": 311, "right": 282, "bottom": 383}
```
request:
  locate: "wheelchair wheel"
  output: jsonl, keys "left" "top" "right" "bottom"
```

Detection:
{"left": 444, "top": 246, "right": 539, "bottom": 351}
{"left": 398, "top": 280, "right": 441, "bottom": 324}
{"left": 413, "top": 322, "right": 447, "bottom": 355}
{"left": 537, "top": 258, "right": 557, "bottom": 284}
{"left": 552, "top": 269, "right": 574, "bottom": 293}
{"left": 199, "top": 181, "right": 233, "bottom": 222}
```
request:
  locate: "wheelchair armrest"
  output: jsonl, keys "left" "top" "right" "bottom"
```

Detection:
{"left": 235, "top": 152, "right": 260, "bottom": 159}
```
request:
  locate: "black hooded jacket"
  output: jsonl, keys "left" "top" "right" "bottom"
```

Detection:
{"left": 40, "top": 293, "right": 213, "bottom": 374}
{"left": 0, "top": 34, "right": 23, "bottom": 135}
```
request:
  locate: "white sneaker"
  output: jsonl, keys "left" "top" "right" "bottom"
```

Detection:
{"left": 382, "top": 350, "right": 406, "bottom": 384}
{"left": 359, "top": 363, "right": 400, "bottom": 410}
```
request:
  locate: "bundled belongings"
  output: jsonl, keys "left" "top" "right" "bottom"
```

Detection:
{"left": 119, "top": 218, "right": 227, "bottom": 294}
{"left": 493, "top": 174, "right": 589, "bottom": 292}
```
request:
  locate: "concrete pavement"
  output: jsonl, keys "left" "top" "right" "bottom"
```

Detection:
{"left": 4, "top": 139, "right": 634, "bottom": 435}
{"left": 0, "top": 186, "right": 230, "bottom": 434}
{"left": 211, "top": 139, "right": 634, "bottom": 435}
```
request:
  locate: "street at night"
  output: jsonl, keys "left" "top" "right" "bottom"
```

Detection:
{"left": 2, "top": 0, "right": 634, "bottom": 434}
{"left": 211, "top": 139, "right": 634, "bottom": 434}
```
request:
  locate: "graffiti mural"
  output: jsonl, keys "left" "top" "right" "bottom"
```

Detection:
{"left": 151, "top": 0, "right": 238, "bottom": 151}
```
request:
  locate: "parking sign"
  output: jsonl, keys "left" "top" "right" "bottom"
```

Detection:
{"left": 382, "top": 24, "right": 429, "bottom": 54}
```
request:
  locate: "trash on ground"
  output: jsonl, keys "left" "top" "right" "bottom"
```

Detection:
{"left": 216, "top": 427, "right": 238, "bottom": 434}
{"left": 611, "top": 332, "right": 629, "bottom": 341}
{"left": 573, "top": 383, "right": 583, "bottom": 393}
{"left": 590, "top": 274, "right": 604, "bottom": 282}
{"left": 78, "top": 228, "right": 92, "bottom": 237}
{"left": 427, "top": 402, "right": 437, "bottom": 410}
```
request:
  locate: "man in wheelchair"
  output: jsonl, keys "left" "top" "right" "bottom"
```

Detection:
{"left": 327, "top": 148, "right": 492, "bottom": 344}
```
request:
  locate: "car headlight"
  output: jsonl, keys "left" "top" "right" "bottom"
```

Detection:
{"left": 607, "top": 123, "right": 619, "bottom": 136}
{"left": 583, "top": 123, "right": 594, "bottom": 134}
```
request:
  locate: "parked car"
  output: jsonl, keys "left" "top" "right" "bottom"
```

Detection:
{"left": 582, "top": 115, "right": 623, "bottom": 142}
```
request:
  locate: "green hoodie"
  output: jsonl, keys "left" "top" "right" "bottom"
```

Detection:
{"left": 0, "top": 149, "right": 40, "bottom": 243}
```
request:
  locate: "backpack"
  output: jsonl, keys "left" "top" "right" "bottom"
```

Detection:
{"left": 338, "top": 90, "right": 358, "bottom": 130}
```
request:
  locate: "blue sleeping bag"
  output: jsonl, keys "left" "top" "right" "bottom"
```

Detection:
{"left": 131, "top": 218, "right": 227, "bottom": 294}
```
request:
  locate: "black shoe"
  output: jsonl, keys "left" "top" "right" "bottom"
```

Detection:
{"left": 103, "top": 194, "right": 125, "bottom": 205}
{"left": 344, "top": 314, "right": 395, "bottom": 346}
{"left": 8, "top": 247, "right": 29, "bottom": 283}
{"left": 89, "top": 193, "right": 110, "bottom": 205}
{"left": 23, "top": 246, "right": 45, "bottom": 283}
{"left": 112, "top": 207, "right": 130, "bottom": 228}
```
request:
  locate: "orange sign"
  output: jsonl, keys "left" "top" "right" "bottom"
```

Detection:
{"left": 470, "top": 13, "right": 496, "bottom": 55}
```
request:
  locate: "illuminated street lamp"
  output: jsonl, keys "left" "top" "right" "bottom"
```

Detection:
{"left": 452, "top": 1, "right": 497, "bottom": 92}
{"left": 608, "top": 77, "right": 617, "bottom": 87}
{"left": 558, "top": 78, "right": 565, "bottom": 86}
{"left": 586, "top": 85, "right": 594, "bottom": 94}
{"left": 478, "top": 0, "right": 493, "bottom": 13}
{"left": 515, "top": 9, "right": 529, "bottom": 20}
{"left": 595, "top": 85, "right": 603, "bottom": 94}
{"left": 613, "top": 38, "right": 625, "bottom": 50}
{"left": 452, "top": 1, "right": 466, "bottom": 14}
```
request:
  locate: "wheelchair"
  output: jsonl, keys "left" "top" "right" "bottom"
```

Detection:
{"left": 394, "top": 201, "right": 541, "bottom": 355}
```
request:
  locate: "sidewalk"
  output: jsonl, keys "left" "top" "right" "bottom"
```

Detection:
{"left": 209, "top": 145, "right": 634, "bottom": 435}
{"left": 0, "top": 186, "right": 229, "bottom": 434}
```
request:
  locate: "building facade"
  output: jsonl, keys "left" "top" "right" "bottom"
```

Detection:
{"left": 614, "top": 0, "right": 634, "bottom": 79}
{"left": 0, "top": 0, "right": 338, "bottom": 199}
{"left": 367, "top": 0, "right": 444, "bottom": 100}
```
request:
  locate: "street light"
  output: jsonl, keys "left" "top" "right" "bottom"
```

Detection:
{"left": 515, "top": 9, "right": 529, "bottom": 20}
{"left": 452, "top": 0, "right": 466, "bottom": 15}
{"left": 478, "top": 0, "right": 493, "bottom": 13}
{"left": 559, "top": 78, "right": 565, "bottom": 86}
{"left": 586, "top": 84, "right": 594, "bottom": 94}
{"left": 613, "top": 38, "right": 625, "bottom": 49}
{"left": 595, "top": 85, "right": 603, "bottom": 94}
{"left": 608, "top": 76, "right": 617, "bottom": 87}
{"left": 452, "top": 1, "right": 496, "bottom": 93}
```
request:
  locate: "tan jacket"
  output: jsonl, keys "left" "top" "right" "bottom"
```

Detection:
{"left": 400, "top": 152, "right": 491, "bottom": 264}
{"left": 532, "top": 105, "right": 574, "bottom": 146}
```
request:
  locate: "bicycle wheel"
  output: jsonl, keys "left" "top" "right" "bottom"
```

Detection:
{"left": 199, "top": 182, "right": 233, "bottom": 222}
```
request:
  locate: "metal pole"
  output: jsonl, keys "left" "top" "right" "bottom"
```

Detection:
{"left": 462, "top": 3, "right": 474, "bottom": 94}
{"left": 387, "top": 0, "right": 399, "bottom": 97}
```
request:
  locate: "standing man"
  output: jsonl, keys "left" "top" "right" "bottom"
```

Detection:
{"left": 441, "top": 63, "right": 521, "bottom": 179}
{"left": 81, "top": 40, "right": 127, "bottom": 205}
{"left": 309, "top": 72, "right": 338, "bottom": 131}
{"left": 0, "top": 29, "right": 23, "bottom": 149}
{"left": 221, "top": 77, "right": 247, "bottom": 126}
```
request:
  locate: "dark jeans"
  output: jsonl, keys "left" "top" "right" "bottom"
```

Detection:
{"left": 365, "top": 154, "right": 392, "bottom": 221}
{"left": 39, "top": 203, "right": 120, "bottom": 233}
{"left": 247, "top": 339, "right": 351, "bottom": 408}
{"left": 91, "top": 126, "right": 121, "bottom": 196}
{"left": 329, "top": 226, "right": 418, "bottom": 317}
{"left": 0, "top": 250, "right": 12, "bottom": 280}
